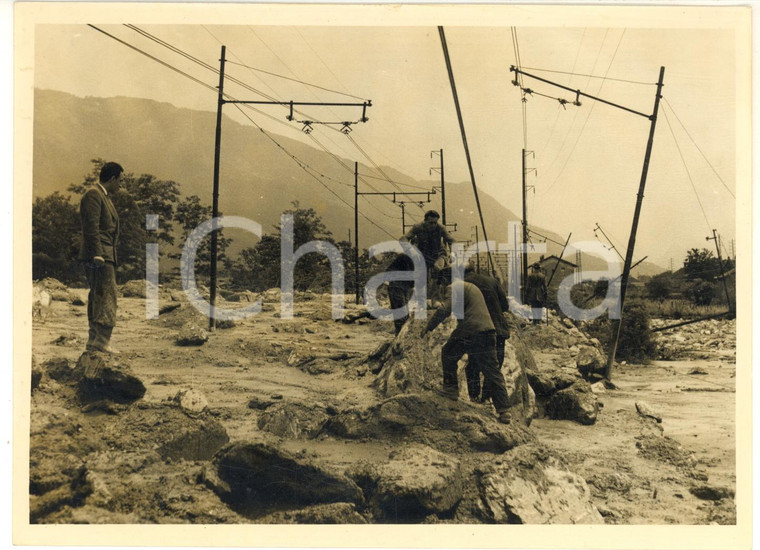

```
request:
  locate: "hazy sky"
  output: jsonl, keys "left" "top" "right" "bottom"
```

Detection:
{"left": 30, "top": 6, "right": 747, "bottom": 268}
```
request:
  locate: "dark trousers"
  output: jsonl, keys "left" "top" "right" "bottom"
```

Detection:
{"left": 469, "top": 334, "right": 507, "bottom": 402}
{"left": 84, "top": 262, "right": 117, "bottom": 351}
{"left": 388, "top": 283, "right": 413, "bottom": 335}
{"left": 441, "top": 331, "right": 510, "bottom": 412}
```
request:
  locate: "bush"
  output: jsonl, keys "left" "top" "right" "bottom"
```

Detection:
{"left": 582, "top": 300, "right": 656, "bottom": 364}
{"left": 686, "top": 280, "right": 718, "bottom": 306}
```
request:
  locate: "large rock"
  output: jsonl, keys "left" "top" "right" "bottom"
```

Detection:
{"left": 176, "top": 323, "right": 209, "bottom": 346}
{"left": 173, "top": 388, "right": 209, "bottom": 414}
{"left": 545, "top": 380, "right": 599, "bottom": 425}
{"left": 254, "top": 502, "right": 367, "bottom": 524}
{"left": 477, "top": 444, "right": 604, "bottom": 524}
{"left": 349, "top": 445, "right": 463, "bottom": 521}
{"left": 256, "top": 402, "right": 330, "bottom": 439}
{"left": 74, "top": 352, "right": 146, "bottom": 404}
{"left": 372, "top": 318, "right": 536, "bottom": 425}
{"left": 325, "top": 393, "right": 533, "bottom": 454}
{"left": 107, "top": 404, "right": 229, "bottom": 461}
{"left": 215, "top": 442, "right": 363, "bottom": 513}
{"left": 576, "top": 346, "right": 606, "bottom": 380}
{"left": 525, "top": 366, "right": 578, "bottom": 397}
{"left": 119, "top": 279, "right": 159, "bottom": 298}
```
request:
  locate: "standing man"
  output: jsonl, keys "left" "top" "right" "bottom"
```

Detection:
{"left": 78, "top": 162, "right": 123, "bottom": 354}
{"left": 425, "top": 269, "right": 512, "bottom": 424}
{"left": 464, "top": 264, "right": 510, "bottom": 402}
{"left": 401, "top": 210, "right": 454, "bottom": 292}
{"left": 525, "top": 262, "right": 548, "bottom": 324}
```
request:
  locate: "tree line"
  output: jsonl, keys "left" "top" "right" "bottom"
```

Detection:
{"left": 33, "top": 159, "right": 384, "bottom": 293}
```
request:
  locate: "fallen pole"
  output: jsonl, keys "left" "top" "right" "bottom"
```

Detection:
{"left": 650, "top": 311, "right": 732, "bottom": 333}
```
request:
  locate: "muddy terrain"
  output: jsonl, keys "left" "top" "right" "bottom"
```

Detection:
{"left": 29, "top": 279, "right": 736, "bottom": 524}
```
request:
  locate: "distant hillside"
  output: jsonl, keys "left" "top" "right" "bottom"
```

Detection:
{"left": 32, "top": 89, "right": 664, "bottom": 276}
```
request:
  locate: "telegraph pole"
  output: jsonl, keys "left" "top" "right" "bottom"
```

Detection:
{"left": 431, "top": 149, "right": 446, "bottom": 224}
{"left": 207, "top": 44, "right": 372, "bottom": 328}
{"left": 474, "top": 225, "right": 480, "bottom": 273}
{"left": 521, "top": 149, "right": 528, "bottom": 301}
{"left": 354, "top": 162, "right": 360, "bottom": 305}
{"left": 509, "top": 64, "right": 667, "bottom": 380}
{"left": 209, "top": 45, "right": 226, "bottom": 331}
{"left": 707, "top": 229, "right": 733, "bottom": 313}
{"left": 604, "top": 66, "right": 666, "bottom": 380}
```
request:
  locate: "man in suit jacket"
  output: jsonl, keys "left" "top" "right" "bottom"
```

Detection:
{"left": 464, "top": 265, "right": 510, "bottom": 402}
{"left": 78, "top": 162, "right": 123, "bottom": 354}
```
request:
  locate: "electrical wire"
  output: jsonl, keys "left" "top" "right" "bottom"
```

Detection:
{"left": 520, "top": 66, "right": 655, "bottom": 86}
{"left": 225, "top": 59, "right": 368, "bottom": 101}
{"left": 543, "top": 28, "right": 624, "bottom": 194}
{"left": 662, "top": 98, "right": 735, "bottom": 199}
{"left": 661, "top": 106, "right": 713, "bottom": 231}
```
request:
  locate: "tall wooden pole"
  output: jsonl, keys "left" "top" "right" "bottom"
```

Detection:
{"left": 709, "top": 229, "right": 733, "bottom": 313}
{"left": 354, "top": 162, "right": 360, "bottom": 305}
{"left": 521, "top": 148, "right": 529, "bottom": 303}
{"left": 209, "top": 45, "right": 226, "bottom": 331}
{"left": 439, "top": 149, "right": 446, "bottom": 225}
{"left": 605, "top": 66, "right": 665, "bottom": 380}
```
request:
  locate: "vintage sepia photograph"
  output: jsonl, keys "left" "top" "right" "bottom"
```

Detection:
{"left": 14, "top": 3, "right": 752, "bottom": 548}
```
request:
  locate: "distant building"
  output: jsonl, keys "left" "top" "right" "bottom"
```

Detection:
{"left": 537, "top": 255, "right": 578, "bottom": 295}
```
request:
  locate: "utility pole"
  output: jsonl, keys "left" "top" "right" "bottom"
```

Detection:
{"left": 439, "top": 27, "right": 495, "bottom": 274}
{"left": 209, "top": 45, "right": 226, "bottom": 331}
{"left": 511, "top": 65, "right": 668, "bottom": 380}
{"left": 430, "top": 149, "right": 447, "bottom": 225}
{"left": 208, "top": 44, "right": 372, "bottom": 329}
{"left": 474, "top": 225, "right": 480, "bottom": 273}
{"left": 604, "top": 67, "right": 666, "bottom": 380}
{"left": 354, "top": 162, "right": 360, "bottom": 305}
{"left": 707, "top": 229, "right": 733, "bottom": 313}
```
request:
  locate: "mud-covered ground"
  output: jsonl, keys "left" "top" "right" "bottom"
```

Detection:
{"left": 29, "top": 282, "right": 736, "bottom": 524}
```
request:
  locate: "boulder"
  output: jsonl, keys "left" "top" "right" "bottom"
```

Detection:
{"left": 173, "top": 388, "right": 209, "bottom": 414}
{"left": 44, "top": 357, "right": 76, "bottom": 382}
{"left": 256, "top": 402, "right": 330, "bottom": 439}
{"left": 576, "top": 346, "right": 606, "bottom": 380}
{"left": 120, "top": 279, "right": 158, "bottom": 298}
{"left": 477, "top": 444, "right": 603, "bottom": 524}
{"left": 74, "top": 352, "right": 146, "bottom": 404}
{"left": 545, "top": 381, "right": 599, "bottom": 425}
{"left": 227, "top": 290, "right": 259, "bottom": 303}
{"left": 635, "top": 401, "right": 662, "bottom": 423}
{"left": 176, "top": 323, "right": 209, "bottom": 346}
{"left": 372, "top": 318, "right": 536, "bottom": 425}
{"left": 254, "top": 502, "right": 367, "bottom": 524}
{"left": 215, "top": 442, "right": 363, "bottom": 512}
{"left": 351, "top": 445, "right": 464, "bottom": 521}
{"left": 107, "top": 404, "right": 229, "bottom": 461}
{"left": 525, "top": 366, "right": 578, "bottom": 397}
{"left": 689, "top": 485, "right": 735, "bottom": 501}
{"left": 325, "top": 393, "right": 534, "bottom": 454}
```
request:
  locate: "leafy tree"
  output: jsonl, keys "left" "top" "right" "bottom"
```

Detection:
{"left": 686, "top": 280, "right": 717, "bottom": 306}
{"left": 230, "top": 202, "right": 336, "bottom": 292}
{"left": 32, "top": 192, "right": 81, "bottom": 282}
{"left": 171, "top": 194, "right": 231, "bottom": 282}
{"left": 683, "top": 248, "right": 721, "bottom": 281}
{"left": 645, "top": 272, "right": 673, "bottom": 301}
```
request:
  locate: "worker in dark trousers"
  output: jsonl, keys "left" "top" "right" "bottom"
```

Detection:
{"left": 425, "top": 269, "right": 512, "bottom": 424}
{"left": 464, "top": 265, "right": 510, "bottom": 402}
{"left": 525, "top": 263, "right": 548, "bottom": 324}
{"left": 385, "top": 252, "right": 415, "bottom": 335}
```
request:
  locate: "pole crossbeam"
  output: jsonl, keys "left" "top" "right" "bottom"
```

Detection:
{"left": 510, "top": 66, "right": 652, "bottom": 120}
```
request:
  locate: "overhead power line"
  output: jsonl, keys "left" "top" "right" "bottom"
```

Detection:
{"left": 225, "top": 60, "right": 368, "bottom": 101}
{"left": 662, "top": 98, "right": 735, "bottom": 199}
{"left": 661, "top": 106, "right": 713, "bottom": 231}
{"left": 519, "top": 66, "right": 655, "bottom": 86}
